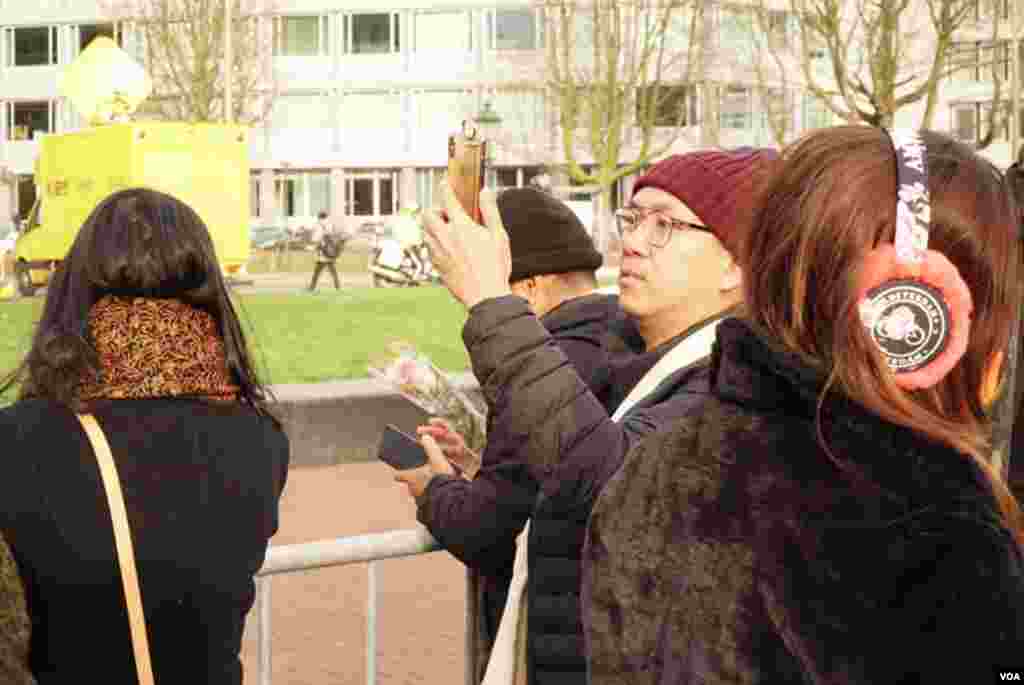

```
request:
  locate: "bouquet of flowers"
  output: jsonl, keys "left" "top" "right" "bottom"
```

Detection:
{"left": 368, "top": 341, "right": 488, "bottom": 454}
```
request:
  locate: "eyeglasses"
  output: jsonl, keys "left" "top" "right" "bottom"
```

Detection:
{"left": 614, "top": 206, "right": 712, "bottom": 248}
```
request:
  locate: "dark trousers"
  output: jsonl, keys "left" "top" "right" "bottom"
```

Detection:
{"left": 309, "top": 261, "right": 340, "bottom": 290}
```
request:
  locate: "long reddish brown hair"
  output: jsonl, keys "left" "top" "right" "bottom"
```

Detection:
{"left": 742, "top": 126, "right": 1023, "bottom": 546}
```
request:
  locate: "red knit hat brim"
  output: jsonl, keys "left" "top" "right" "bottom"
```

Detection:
{"left": 632, "top": 147, "right": 778, "bottom": 258}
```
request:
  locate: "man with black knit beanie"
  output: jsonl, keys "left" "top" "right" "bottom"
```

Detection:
{"left": 398, "top": 186, "right": 644, "bottom": 680}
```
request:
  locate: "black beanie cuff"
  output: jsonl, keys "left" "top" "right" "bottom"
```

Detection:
{"left": 509, "top": 247, "right": 604, "bottom": 283}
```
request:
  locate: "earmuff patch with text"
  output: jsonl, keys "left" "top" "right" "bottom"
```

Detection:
{"left": 856, "top": 129, "right": 973, "bottom": 390}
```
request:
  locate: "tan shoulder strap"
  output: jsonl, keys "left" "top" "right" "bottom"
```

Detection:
{"left": 76, "top": 414, "right": 155, "bottom": 685}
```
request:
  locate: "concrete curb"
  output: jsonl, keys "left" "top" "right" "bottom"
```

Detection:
{"left": 272, "top": 372, "right": 482, "bottom": 468}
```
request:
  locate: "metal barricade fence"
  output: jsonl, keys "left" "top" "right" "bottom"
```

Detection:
{"left": 253, "top": 528, "right": 479, "bottom": 685}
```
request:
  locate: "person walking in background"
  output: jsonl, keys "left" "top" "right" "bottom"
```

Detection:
{"left": 309, "top": 210, "right": 343, "bottom": 291}
{"left": 0, "top": 188, "right": 289, "bottom": 684}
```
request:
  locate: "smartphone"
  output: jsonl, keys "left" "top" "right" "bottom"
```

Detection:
{"left": 447, "top": 121, "right": 488, "bottom": 223}
{"left": 377, "top": 424, "right": 429, "bottom": 470}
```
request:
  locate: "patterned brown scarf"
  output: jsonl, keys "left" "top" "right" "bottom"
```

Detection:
{"left": 77, "top": 296, "right": 240, "bottom": 402}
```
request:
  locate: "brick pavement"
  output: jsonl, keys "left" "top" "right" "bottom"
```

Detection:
{"left": 239, "top": 462, "right": 467, "bottom": 685}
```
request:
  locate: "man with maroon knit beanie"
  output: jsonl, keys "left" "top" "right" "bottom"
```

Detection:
{"left": 616, "top": 146, "right": 778, "bottom": 352}
{"left": 403, "top": 147, "right": 777, "bottom": 685}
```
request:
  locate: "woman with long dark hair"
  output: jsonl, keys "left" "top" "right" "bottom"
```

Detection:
{"left": 0, "top": 188, "right": 288, "bottom": 683}
{"left": 584, "top": 127, "right": 1024, "bottom": 682}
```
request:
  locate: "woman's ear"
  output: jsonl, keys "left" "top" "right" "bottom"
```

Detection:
{"left": 720, "top": 260, "right": 742, "bottom": 293}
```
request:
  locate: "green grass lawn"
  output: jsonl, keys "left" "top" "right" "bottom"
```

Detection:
{"left": 0, "top": 286, "right": 471, "bottom": 395}
{"left": 234, "top": 286, "right": 471, "bottom": 384}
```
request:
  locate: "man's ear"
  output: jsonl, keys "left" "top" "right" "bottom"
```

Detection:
{"left": 720, "top": 260, "right": 742, "bottom": 293}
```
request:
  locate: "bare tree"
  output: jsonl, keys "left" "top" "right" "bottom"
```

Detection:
{"left": 100, "top": 0, "right": 276, "bottom": 124}
{"left": 537, "top": 0, "right": 709, "bottom": 250}
{"left": 737, "top": 5, "right": 802, "bottom": 148}
{"left": 777, "top": 0, "right": 984, "bottom": 130}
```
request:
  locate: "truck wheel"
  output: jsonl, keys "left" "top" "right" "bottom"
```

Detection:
{"left": 15, "top": 262, "right": 36, "bottom": 297}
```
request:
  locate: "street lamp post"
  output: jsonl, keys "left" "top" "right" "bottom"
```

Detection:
{"left": 473, "top": 101, "right": 503, "bottom": 170}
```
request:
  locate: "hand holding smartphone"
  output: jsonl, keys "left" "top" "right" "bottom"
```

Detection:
{"left": 447, "top": 121, "right": 488, "bottom": 224}
{"left": 377, "top": 424, "right": 429, "bottom": 470}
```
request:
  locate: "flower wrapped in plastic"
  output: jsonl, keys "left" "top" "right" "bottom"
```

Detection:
{"left": 368, "top": 341, "right": 487, "bottom": 455}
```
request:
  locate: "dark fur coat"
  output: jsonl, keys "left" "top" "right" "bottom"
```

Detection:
{"left": 0, "top": 534, "right": 33, "bottom": 685}
{"left": 583, "top": 317, "right": 1024, "bottom": 684}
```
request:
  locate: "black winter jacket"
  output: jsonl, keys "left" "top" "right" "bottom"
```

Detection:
{"left": 418, "top": 293, "right": 644, "bottom": 681}
{"left": 0, "top": 398, "right": 289, "bottom": 684}
{"left": 420, "top": 295, "right": 717, "bottom": 683}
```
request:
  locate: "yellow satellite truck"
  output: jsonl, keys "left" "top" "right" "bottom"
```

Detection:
{"left": 8, "top": 35, "right": 250, "bottom": 297}
{"left": 13, "top": 121, "right": 251, "bottom": 296}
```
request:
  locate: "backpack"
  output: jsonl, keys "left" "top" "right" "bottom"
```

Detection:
{"left": 319, "top": 231, "right": 342, "bottom": 260}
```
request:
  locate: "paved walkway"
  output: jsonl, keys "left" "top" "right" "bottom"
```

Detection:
{"left": 240, "top": 462, "right": 467, "bottom": 685}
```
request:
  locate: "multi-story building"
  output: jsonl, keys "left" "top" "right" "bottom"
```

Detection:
{"left": 0, "top": 0, "right": 1012, "bottom": 235}
{"left": 942, "top": 0, "right": 1023, "bottom": 166}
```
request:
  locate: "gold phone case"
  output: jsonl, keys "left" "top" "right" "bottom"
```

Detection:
{"left": 447, "top": 121, "right": 488, "bottom": 223}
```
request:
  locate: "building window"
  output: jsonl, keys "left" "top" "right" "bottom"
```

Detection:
{"left": 380, "top": 174, "right": 395, "bottom": 215}
{"left": 950, "top": 42, "right": 979, "bottom": 83}
{"left": 415, "top": 167, "right": 445, "bottom": 208}
{"left": 346, "top": 170, "right": 399, "bottom": 216}
{"left": 274, "top": 176, "right": 304, "bottom": 217}
{"left": 309, "top": 172, "right": 331, "bottom": 216}
{"left": 16, "top": 175, "right": 36, "bottom": 223}
{"left": 951, "top": 103, "right": 981, "bottom": 144}
{"left": 415, "top": 90, "right": 475, "bottom": 132}
{"left": 275, "top": 15, "right": 328, "bottom": 56}
{"left": 950, "top": 102, "right": 1010, "bottom": 144}
{"left": 80, "top": 24, "right": 118, "bottom": 51}
{"left": 720, "top": 86, "right": 751, "bottom": 130}
{"left": 8, "top": 101, "right": 53, "bottom": 141}
{"left": 250, "top": 176, "right": 261, "bottom": 218}
{"left": 272, "top": 93, "right": 330, "bottom": 130}
{"left": 636, "top": 85, "right": 696, "bottom": 127}
{"left": 802, "top": 94, "right": 831, "bottom": 131}
{"left": 344, "top": 91, "right": 403, "bottom": 134}
{"left": 346, "top": 13, "right": 400, "bottom": 54}
{"left": 764, "top": 9, "right": 790, "bottom": 43}
{"left": 414, "top": 10, "right": 471, "bottom": 52}
{"left": 351, "top": 177, "right": 374, "bottom": 215}
{"left": 759, "top": 88, "right": 790, "bottom": 132}
{"left": 975, "top": 0, "right": 1009, "bottom": 21}
{"left": 496, "top": 168, "right": 518, "bottom": 189}
{"left": 7, "top": 26, "right": 58, "bottom": 67}
{"left": 487, "top": 9, "right": 540, "bottom": 50}
{"left": 950, "top": 41, "right": 1014, "bottom": 84}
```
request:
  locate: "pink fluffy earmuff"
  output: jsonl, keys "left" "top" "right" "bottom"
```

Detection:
{"left": 855, "top": 129, "right": 973, "bottom": 390}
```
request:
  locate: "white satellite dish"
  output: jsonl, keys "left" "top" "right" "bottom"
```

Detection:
{"left": 58, "top": 36, "right": 152, "bottom": 124}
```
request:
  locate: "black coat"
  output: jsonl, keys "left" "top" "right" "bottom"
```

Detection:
{"left": 421, "top": 294, "right": 717, "bottom": 684}
{"left": 418, "top": 293, "right": 645, "bottom": 677}
{"left": 584, "top": 317, "right": 1024, "bottom": 683}
{"left": 0, "top": 398, "right": 289, "bottom": 684}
